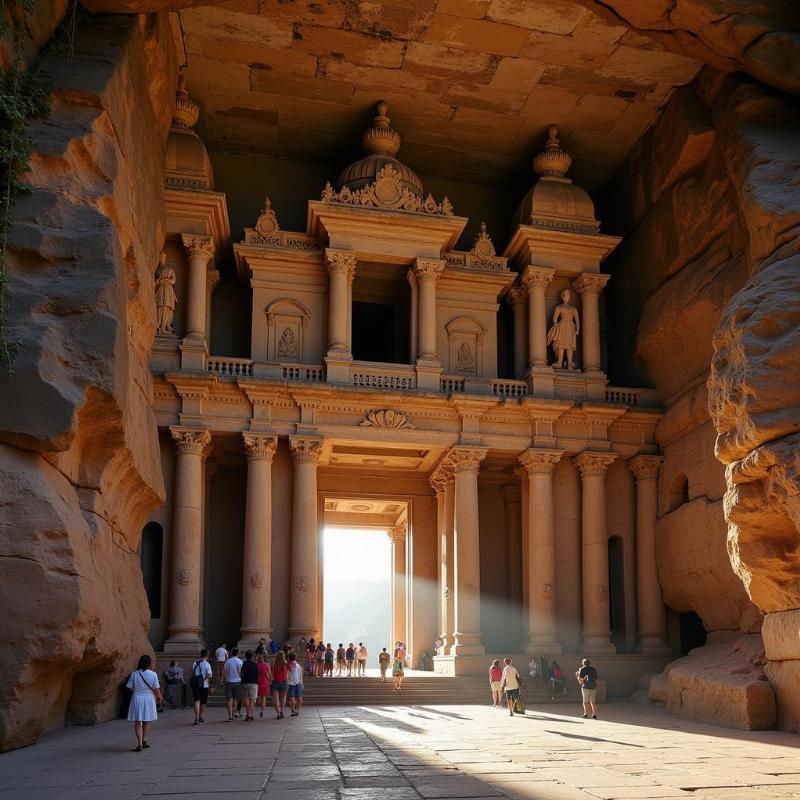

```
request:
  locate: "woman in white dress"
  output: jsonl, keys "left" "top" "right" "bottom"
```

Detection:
{"left": 126, "top": 655, "right": 163, "bottom": 752}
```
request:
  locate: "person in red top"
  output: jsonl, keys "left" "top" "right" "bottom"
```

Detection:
{"left": 256, "top": 653, "right": 272, "bottom": 718}
{"left": 489, "top": 659, "right": 503, "bottom": 708}
{"left": 271, "top": 650, "right": 288, "bottom": 719}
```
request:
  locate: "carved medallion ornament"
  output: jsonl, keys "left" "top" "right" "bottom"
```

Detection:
{"left": 360, "top": 409, "right": 415, "bottom": 429}
{"left": 295, "top": 575, "right": 310, "bottom": 593}
{"left": 242, "top": 433, "right": 277, "bottom": 461}
{"left": 594, "top": 585, "right": 609, "bottom": 602}
{"left": 321, "top": 164, "right": 454, "bottom": 216}
{"left": 471, "top": 222, "right": 496, "bottom": 258}
{"left": 176, "top": 569, "right": 192, "bottom": 586}
{"left": 249, "top": 572, "right": 264, "bottom": 590}
{"left": 254, "top": 196, "right": 280, "bottom": 236}
{"left": 541, "top": 583, "right": 555, "bottom": 600}
{"left": 171, "top": 428, "right": 211, "bottom": 455}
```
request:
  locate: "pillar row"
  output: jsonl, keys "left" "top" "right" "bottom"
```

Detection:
{"left": 181, "top": 234, "right": 214, "bottom": 340}
{"left": 572, "top": 272, "right": 609, "bottom": 372}
{"left": 521, "top": 266, "right": 555, "bottom": 370}
{"left": 451, "top": 446, "right": 487, "bottom": 655}
{"left": 288, "top": 436, "right": 323, "bottom": 641}
{"left": 519, "top": 448, "right": 563, "bottom": 654}
{"left": 165, "top": 426, "right": 211, "bottom": 652}
{"left": 239, "top": 433, "right": 278, "bottom": 648}
{"left": 574, "top": 451, "right": 617, "bottom": 654}
{"left": 629, "top": 454, "right": 670, "bottom": 654}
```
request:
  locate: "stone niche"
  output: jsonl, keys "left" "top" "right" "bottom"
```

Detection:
{"left": 0, "top": 12, "right": 174, "bottom": 751}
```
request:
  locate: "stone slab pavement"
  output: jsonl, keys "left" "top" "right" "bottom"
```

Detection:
{"left": 1, "top": 701, "right": 799, "bottom": 800}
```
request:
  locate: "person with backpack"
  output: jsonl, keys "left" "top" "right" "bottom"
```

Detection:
{"left": 500, "top": 657, "right": 526, "bottom": 717}
{"left": 576, "top": 658, "right": 600, "bottom": 719}
{"left": 190, "top": 649, "right": 212, "bottom": 725}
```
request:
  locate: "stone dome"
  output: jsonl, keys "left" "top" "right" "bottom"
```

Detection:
{"left": 513, "top": 125, "right": 599, "bottom": 233}
{"left": 337, "top": 101, "right": 424, "bottom": 198}
{"left": 165, "top": 72, "right": 214, "bottom": 190}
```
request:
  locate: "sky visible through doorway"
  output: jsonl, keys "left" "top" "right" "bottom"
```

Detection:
{"left": 323, "top": 528, "right": 391, "bottom": 668}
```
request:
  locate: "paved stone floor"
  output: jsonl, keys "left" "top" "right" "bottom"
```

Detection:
{"left": 1, "top": 702, "right": 799, "bottom": 800}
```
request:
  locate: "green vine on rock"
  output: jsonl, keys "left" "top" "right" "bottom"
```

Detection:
{"left": 0, "top": 0, "right": 53, "bottom": 370}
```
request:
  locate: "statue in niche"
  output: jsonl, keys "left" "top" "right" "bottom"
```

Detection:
{"left": 547, "top": 288, "right": 580, "bottom": 369}
{"left": 277, "top": 326, "right": 298, "bottom": 359}
{"left": 456, "top": 342, "right": 475, "bottom": 374}
{"left": 154, "top": 252, "right": 176, "bottom": 334}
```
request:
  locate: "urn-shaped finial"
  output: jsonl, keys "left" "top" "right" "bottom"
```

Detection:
{"left": 532, "top": 124, "right": 572, "bottom": 179}
{"left": 362, "top": 100, "right": 401, "bottom": 157}
{"left": 172, "top": 69, "right": 200, "bottom": 130}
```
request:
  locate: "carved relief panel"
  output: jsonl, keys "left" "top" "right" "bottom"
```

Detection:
{"left": 265, "top": 298, "right": 311, "bottom": 363}
{"left": 445, "top": 316, "right": 486, "bottom": 377}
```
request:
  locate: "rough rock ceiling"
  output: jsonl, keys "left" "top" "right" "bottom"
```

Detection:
{"left": 178, "top": 0, "right": 704, "bottom": 191}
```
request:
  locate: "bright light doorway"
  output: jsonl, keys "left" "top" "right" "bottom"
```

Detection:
{"left": 322, "top": 528, "right": 391, "bottom": 667}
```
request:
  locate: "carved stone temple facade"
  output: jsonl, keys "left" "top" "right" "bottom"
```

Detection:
{"left": 144, "top": 89, "right": 670, "bottom": 689}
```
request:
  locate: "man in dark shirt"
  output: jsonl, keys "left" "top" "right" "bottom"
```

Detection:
{"left": 576, "top": 658, "right": 599, "bottom": 719}
{"left": 240, "top": 650, "right": 260, "bottom": 722}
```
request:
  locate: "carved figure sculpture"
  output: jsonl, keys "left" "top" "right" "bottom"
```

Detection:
{"left": 155, "top": 253, "right": 177, "bottom": 334}
{"left": 547, "top": 288, "right": 580, "bottom": 369}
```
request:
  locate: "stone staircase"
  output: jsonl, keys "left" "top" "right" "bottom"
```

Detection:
{"left": 205, "top": 673, "right": 576, "bottom": 707}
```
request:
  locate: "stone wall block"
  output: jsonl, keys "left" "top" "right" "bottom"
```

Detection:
{"left": 765, "top": 659, "right": 800, "bottom": 732}
{"left": 763, "top": 610, "right": 800, "bottom": 662}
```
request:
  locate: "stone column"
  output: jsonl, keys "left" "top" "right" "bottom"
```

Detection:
{"left": 181, "top": 234, "right": 214, "bottom": 340}
{"left": 451, "top": 447, "right": 487, "bottom": 655}
{"left": 407, "top": 269, "right": 418, "bottom": 365}
{"left": 413, "top": 258, "right": 445, "bottom": 363}
{"left": 519, "top": 448, "right": 563, "bottom": 654}
{"left": 514, "top": 466, "right": 529, "bottom": 647}
{"left": 325, "top": 249, "right": 356, "bottom": 356}
{"left": 239, "top": 433, "right": 278, "bottom": 648}
{"left": 572, "top": 273, "right": 610, "bottom": 372}
{"left": 206, "top": 269, "right": 220, "bottom": 348}
{"left": 431, "top": 467, "right": 455, "bottom": 653}
{"left": 629, "top": 455, "right": 669, "bottom": 654}
{"left": 166, "top": 426, "right": 211, "bottom": 651}
{"left": 388, "top": 523, "right": 407, "bottom": 648}
{"left": 288, "top": 436, "right": 323, "bottom": 641}
{"left": 500, "top": 480, "right": 523, "bottom": 649}
{"left": 508, "top": 287, "right": 528, "bottom": 380}
{"left": 574, "top": 451, "right": 617, "bottom": 654}
{"left": 522, "top": 266, "right": 555, "bottom": 370}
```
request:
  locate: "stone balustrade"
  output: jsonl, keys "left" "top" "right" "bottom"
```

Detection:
{"left": 207, "top": 357, "right": 254, "bottom": 378}
{"left": 491, "top": 378, "right": 527, "bottom": 398}
{"left": 282, "top": 364, "right": 324, "bottom": 383}
{"left": 351, "top": 361, "right": 416, "bottom": 391}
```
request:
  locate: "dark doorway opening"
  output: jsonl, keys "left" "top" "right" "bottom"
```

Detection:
{"left": 140, "top": 522, "right": 163, "bottom": 619}
{"left": 352, "top": 301, "right": 400, "bottom": 363}
{"left": 608, "top": 536, "right": 626, "bottom": 652}
{"left": 679, "top": 611, "right": 707, "bottom": 655}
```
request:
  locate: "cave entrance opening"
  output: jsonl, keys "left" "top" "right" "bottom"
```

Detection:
{"left": 322, "top": 527, "right": 392, "bottom": 673}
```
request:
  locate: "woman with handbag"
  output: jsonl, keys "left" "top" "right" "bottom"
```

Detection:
{"left": 126, "top": 654, "right": 163, "bottom": 751}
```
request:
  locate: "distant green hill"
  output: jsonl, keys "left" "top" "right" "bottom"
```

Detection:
{"left": 322, "top": 577, "right": 391, "bottom": 665}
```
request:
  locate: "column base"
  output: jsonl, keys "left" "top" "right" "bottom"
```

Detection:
{"left": 525, "top": 364, "right": 555, "bottom": 398}
{"left": 179, "top": 336, "right": 208, "bottom": 371}
{"left": 525, "top": 635, "right": 562, "bottom": 655}
{"left": 637, "top": 636, "right": 671, "bottom": 655}
{"left": 164, "top": 631, "right": 204, "bottom": 654}
{"left": 415, "top": 360, "right": 442, "bottom": 390}
{"left": 580, "top": 635, "right": 616, "bottom": 655}
{"left": 450, "top": 632, "right": 484, "bottom": 656}
{"left": 324, "top": 352, "right": 352, "bottom": 384}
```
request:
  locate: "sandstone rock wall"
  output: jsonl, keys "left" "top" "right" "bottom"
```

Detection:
{"left": 0, "top": 10, "right": 175, "bottom": 751}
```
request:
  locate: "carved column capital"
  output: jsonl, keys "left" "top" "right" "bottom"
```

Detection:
{"left": 206, "top": 269, "right": 221, "bottom": 292}
{"left": 324, "top": 249, "right": 357, "bottom": 282}
{"left": 573, "top": 450, "right": 617, "bottom": 478}
{"left": 289, "top": 436, "right": 323, "bottom": 465}
{"left": 572, "top": 272, "right": 610, "bottom": 295}
{"left": 507, "top": 286, "right": 527, "bottom": 307}
{"left": 170, "top": 426, "right": 211, "bottom": 455}
{"left": 449, "top": 446, "right": 487, "bottom": 475}
{"left": 181, "top": 233, "right": 214, "bottom": 263}
{"left": 413, "top": 258, "right": 446, "bottom": 282}
{"left": 429, "top": 461, "right": 454, "bottom": 494}
{"left": 243, "top": 432, "right": 278, "bottom": 461}
{"left": 521, "top": 265, "right": 555, "bottom": 294}
{"left": 628, "top": 454, "right": 663, "bottom": 482}
{"left": 519, "top": 448, "right": 562, "bottom": 475}
{"left": 387, "top": 522, "right": 407, "bottom": 544}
